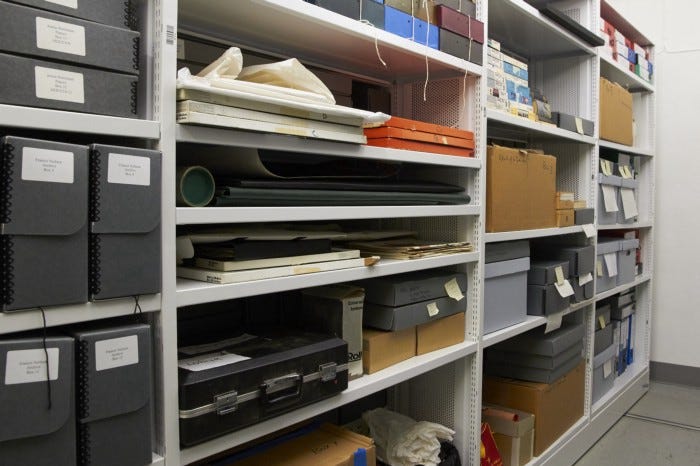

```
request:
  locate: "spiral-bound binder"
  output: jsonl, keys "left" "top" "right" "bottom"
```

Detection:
{"left": 0, "top": 136, "right": 88, "bottom": 312}
{"left": 9, "top": 0, "right": 137, "bottom": 29}
{"left": 88, "top": 145, "right": 161, "bottom": 301}
{"left": 70, "top": 323, "right": 152, "bottom": 466}
{"left": 0, "top": 334, "right": 76, "bottom": 466}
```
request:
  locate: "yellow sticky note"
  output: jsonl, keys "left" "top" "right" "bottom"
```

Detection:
{"left": 555, "top": 266, "right": 565, "bottom": 285}
{"left": 599, "top": 315, "right": 607, "bottom": 329}
{"left": 575, "top": 117, "right": 584, "bottom": 135}
{"left": 603, "top": 360, "right": 613, "bottom": 378}
{"left": 427, "top": 302, "right": 440, "bottom": 317}
{"left": 619, "top": 165, "right": 627, "bottom": 178}
{"left": 597, "top": 260, "right": 604, "bottom": 277}
{"left": 444, "top": 278, "right": 465, "bottom": 301}
{"left": 624, "top": 166, "right": 633, "bottom": 178}
{"left": 600, "top": 160, "right": 609, "bottom": 175}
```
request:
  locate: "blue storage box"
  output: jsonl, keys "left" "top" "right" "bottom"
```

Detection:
{"left": 385, "top": 5, "right": 413, "bottom": 39}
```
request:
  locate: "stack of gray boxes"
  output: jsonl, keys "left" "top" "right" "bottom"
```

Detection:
{"left": 616, "top": 236, "right": 640, "bottom": 286}
{"left": 485, "top": 322, "right": 585, "bottom": 383}
{"left": 0, "top": 0, "right": 140, "bottom": 117}
{"left": 596, "top": 238, "right": 621, "bottom": 294}
{"left": 598, "top": 165, "right": 622, "bottom": 226}
{"left": 592, "top": 303, "right": 616, "bottom": 403}
{"left": 527, "top": 260, "right": 572, "bottom": 316}
{"left": 611, "top": 291, "right": 636, "bottom": 375}
{"left": 533, "top": 244, "right": 595, "bottom": 303}
{"left": 484, "top": 241, "right": 530, "bottom": 334}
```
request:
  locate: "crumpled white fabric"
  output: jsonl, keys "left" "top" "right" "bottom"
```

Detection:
{"left": 362, "top": 408, "right": 455, "bottom": 466}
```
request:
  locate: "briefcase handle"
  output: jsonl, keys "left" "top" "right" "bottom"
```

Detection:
{"left": 260, "top": 373, "right": 302, "bottom": 405}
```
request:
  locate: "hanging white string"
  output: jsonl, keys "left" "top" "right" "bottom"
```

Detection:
{"left": 359, "top": 1, "right": 387, "bottom": 69}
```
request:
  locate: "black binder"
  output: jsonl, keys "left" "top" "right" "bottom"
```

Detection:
{"left": 1, "top": 136, "right": 88, "bottom": 312}
{"left": 0, "top": 334, "right": 76, "bottom": 466}
{"left": 71, "top": 322, "right": 153, "bottom": 466}
{"left": 88, "top": 145, "right": 161, "bottom": 300}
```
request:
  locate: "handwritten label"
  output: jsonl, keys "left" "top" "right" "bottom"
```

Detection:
{"left": 35, "top": 66, "right": 84, "bottom": 103}
{"left": 5, "top": 348, "right": 59, "bottom": 385}
{"left": 108, "top": 153, "right": 151, "bottom": 186}
{"left": 22, "top": 147, "right": 74, "bottom": 183}
{"left": 444, "top": 278, "right": 465, "bottom": 301}
{"left": 95, "top": 335, "right": 139, "bottom": 371}
{"left": 36, "top": 17, "right": 85, "bottom": 56}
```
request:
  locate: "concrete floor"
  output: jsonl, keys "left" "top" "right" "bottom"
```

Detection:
{"left": 575, "top": 382, "right": 700, "bottom": 466}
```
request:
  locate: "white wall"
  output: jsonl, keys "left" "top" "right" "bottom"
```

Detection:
{"left": 608, "top": 0, "right": 700, "bottom": 368}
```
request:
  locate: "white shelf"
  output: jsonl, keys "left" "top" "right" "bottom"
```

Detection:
{"left": 0, "top": 294, "right": 161, "bottom": 335}
{"left": 595, "top": 273, "right": 651, "bottom": 302}
{"left": 597, "top": 220, "right": 652, "bottom": 230}
{"left": 177, "top": 204, "right": 479, "bottom": 225}
{"left": 485, "top": 225, "right": 584, "bottom": 243}
{"left": 489, "top": 0, "right": 595, "bottom": 59}
{"left": 487, "top": 109, "right": 597, "bottom": 145}
{"left": 0, "top": 104, "right": 160, "bottom": 139}
{"left": 599, "top": 139, "right": 654, "bottom": 157}
{"left": 525, "top": 417, "right": 589, "bottom": 466}
{"left": 592, "top": 362, "right": 648, "bottom": 415}
{"left": 177, "top": 124, "right": 481, "bottom": 168}
{"left": 177, "top": 252, "right": 479, "bottom": 307}
{"left": 179, "top": 339, "right": 479, "bottom": 464}
{"left": 600, "top": 54, "right": 654, "bottom": 93}
{"left": 178, "top": 0, "right": 481, "bottom": 83}
{"left": 571, "top": 298, "right": 595, "bottom": 312}
{"left": 483, "top": 316, "right": 546, "bottom": 348}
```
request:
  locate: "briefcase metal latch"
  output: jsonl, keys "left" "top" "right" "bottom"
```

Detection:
{"left": 215, "top": 390, "right": 238, "bottom": 415}
{"left": 319, "top": 362, "right": 338, "bottom": 382}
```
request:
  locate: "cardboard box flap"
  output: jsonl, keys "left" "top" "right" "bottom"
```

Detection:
{"left": 1, "top": 136, "right": 87, "bottom": 237}
{"left": 89, "top": 145, "right": 162, "bottom": 234}
{"left": 482, "top": 404, "right": 535, "bottom": 436}
{"left": 0, "top": 336, "right": 73, "bottom": 442}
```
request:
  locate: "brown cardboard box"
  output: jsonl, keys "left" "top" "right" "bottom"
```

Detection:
{"left": 555, "top": 192, "right": 575, "bottom": 209}
{"left": 599, "top": 77, "right": 633, "bottom": 145}
{"left": 229, "top": 424, "right": 376, "bottom": 466}
{"left": 483, "top": 361, "right": 585, "bottom": 456}
{"left": 556, "top": 209, "right": 575, "bottom": 227}
{"left": 482, "top": 405, "right": 535, "bottom": 466}
{"left": 363, "top": 326, "right": 416, "bottom": 374}
{"left": 486, "top": 145, "right": 557, "bottom": 232}
{"left": 416, "top": 312, "right": 465, "bottom": 355}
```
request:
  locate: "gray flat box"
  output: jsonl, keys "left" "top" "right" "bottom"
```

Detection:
{"left": 548, "top": 245, "right": 595, "bottom": 276}
{"left": 595, "top": 304, "right": 611, "bottom": 329}
{"left": 571, "top": 279, "right": 593, "bottom": 303}
{"left": 0, "top": 2, "right": 139, "bottom": 75}
{"left": 358, "top": 269, "right": 467, "bottom": 307}
{"left": 308, "top": 0, "right": 359, "bottom": 18}
{"left": 552, "top": 111, "right": 594, "bottom": 136}
{"left": 598, "top": 173, "right": 622, "bottom": 225}
{"left": 528, "top": 260, "right": 570, "bottom": 285}
{"left": 485, "top": 240, "right": 529, "bottom": 263}
{"left": 611, "top": 302, "right": 635, "bottom": 321}
{"left": 494, "top": 321, "right": 585, "bottom": 357}
{"left": 69, "top": 323, "right": 152, "bottom": 466}
{"left": 594, "top": 324, "right": 613, "bottom": 355}
{"left": 440, "top": 28, "right": 483, "bottom": 64}
{"left": 617, "top": 177, "right": 639, "bottom": 224}
{"left": 438, "top": 0, "right": 476, "bottom": 16}
{"left": 592, "top": 343, "right": 617, "bottom": 404}
{"left": 88, "top": 145, "right": 161, "bottom": 300}
{"left": 0, "top": 335, "right": 75, "bottom": 465}
{"left": 1, "top": 136, "right": 88, "bottom": 311}
{"left": 486, "top": 354, "right": 582, "bottom": 384}
{"left": 8, "top": 0, "right": 135, "bottom": 28}
{"left": 0, "top": 52, "right": 138, "bottom": 118}
{"left": 484, "top": 257, "right": 530, "bottom": 334}
{"left": 596, "top": 239, "right": 621, "bottom": 294}
{"left": 617, "top": 238, "right": 639, "bottom": 286}
{"left": 574, "top": 207, "right": 594, "bottom": 225}
{"left": 361, "top": 0, "right": 384, "bottom": 27}
{"left": 486, "top": 341, "right": 582, "bottom": 370}
{"left": 527, "top": 284, "right": 570, "bottom": 316}
{"left": 363, "top": 294, "right": 465, "bottom": 331}
{"left": 612, "top": 291, "right": 635, "bottom": 310}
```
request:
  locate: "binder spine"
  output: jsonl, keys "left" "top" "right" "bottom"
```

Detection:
{"left": 1, "top": 142, "right": 15, "bottom": 308}
{"left": 77, "top": 340, "right": 91, "bottom": 465}
{"left": 88, "top": 151, "right": 102, "bottom": 298}
{"left": 0, "top": 236, "right": 14, "bottom": 307}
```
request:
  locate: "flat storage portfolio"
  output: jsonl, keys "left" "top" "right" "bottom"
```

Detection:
{"left": 88, "top": 145, "right": 161, "bottom": 300}
{"left": 495, "top": 322, "right": 585, "bottom": 356}
{"left": 617, "top": 238, "right": 639, "bottom": 285}
{"left": 484, "top": 361, "right": 585, "bottom": 456}
{"left": 362, "top": 326, "right": 416, "bottom": 374}
{"left": 594, "top": 324, "right": 613, "bottom": 356}
{"left": 592, "top": 343, "right": 617, "bottom": 404}
{"left": 1, "top": 136, "right": 87, "bottom": 311}
{"left": 416, "top": 311, "right": 465, "bottom": 355}
{"left": 552, "top": 112, "right": 594, "bottom": 136}
{"left": 528, "top": 260, "right": 570, "bottom": 286}
{"left": 0, "top": 2, "right": 139, "bottom": 75}
{"left": 358, "top": 269, "right": 467, "bottom": 307}
{"left": 598, "top": 174, "right": 622, "bottom": 225}
{"left": 484, "top": 257, "right": 530, "bottom": 334}
{"left": 618, "top": 177, "right": 639, "bottom": 224}
{"left": 178, "top": 330, "right": 348, "bottom": 446}
{"left": 527, "top": 284, "right": 570, "bottom": 316}
{"left": 0, "top": 335, "right": 75, "bottom": 466}
{"left": 9, "top": 0, "right": 136, "bottom": 29}
{"left": 574, "top": 207, "right": 594, "bottom": 225}
{"left": 596, "top": 239, "right": 621, "bottom": 293}
{"left": 0, "top": 52, "right": 138, "bottom": 118}
{"left": 70, "top": 323, "right": 152, "bottom": 466}
{"left": 486, "top": 353, "right": 582, "bottom": 384}
{"left": 482, "top": 405, "right": 534, "bottom": 466}
{"left": 485, "top": 240, "right": 530, "bottom": 264}
{"left": 363, "top": 294, "right": 465, "bottom": 331}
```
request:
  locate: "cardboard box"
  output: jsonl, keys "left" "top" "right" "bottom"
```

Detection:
{"left": 556, "top": 209, "right": 575, "bottom": 227}
{"left": 483, "top": 405, "right": 534, "bottom": 466}
{"left": 362, "top": 327, "right": 416, "bottom": 374}
{"left": 600, "top": 77, "right": 633, "bottom": 145}
{"left": 555, "top": 192, "right": 574, "bottom": 209}
{"left": 229, "top": 424, "right": 376, "bottom": 466}
{"left": 483, "top": 361, "right": 585, "bottom": 456}
{"left": 486, "top": 145, "right": 556, "bottom": 232}
{"left": 416, "top": 311, "right": 465, "bottom": 355}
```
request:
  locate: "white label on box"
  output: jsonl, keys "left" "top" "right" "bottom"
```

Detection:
{"left": 95, "top": 335, "right": 139, "bottom": 371}
{"left": 599, "top": 315, "right": 607, "bottom": 329}
{"left": 36, "top": 17, "right": 86, "bottom": 56}
{"left": 22, "top": 147, "right": 74, "bottom": 183}
{"left": 582, "top": 224, "right": 596, "bottom": 238}
{"left": 427, "top": 302, "right": 440, "bottom": 317}
{"left": 603, "top": 360, "right": 613, "bottom": 378}
{"left": 45, "top": 0, "right": 78, "bottom": 8}
{"left": 444, "top": 278, "right": 465, "bottom": 301}
{"left": 178, "top": 351, "right": 250, "bottom": 372}
{"left": 554, "top": 279, "right": 574, "bottom": 298}
{"left": 579, "top": 273, "right": 593, "bottom": 286}
{"left": 107, "top": 153, "right": 151, "bottom": 186}
{"left": 35, "top": 66, "right": 84, "bottom": 103}
{"left": 597, "top": 260, "right": 604, "bottom": 277}
{"left": 620, "top": 188, "right": 639, "bottom": 219}
{"left": 575, "top": 117, "right": 584, "bottom": 135}
{"left": 178, "top": 334, "right": 257, "bottom": 356}
{"left": 545, "top": 312, "right": 563, "bottom": 333}
{"left": 601, "top": 185, "right": 619, "bottom": 213}
{"left": 604, "top": 253, "right": 618, "bottom": 277}
{"left": 5, "top": 348, "right": 59, "bottom": 385}
{"left": 555, "top": 266, "right": 565, "bottom": 285}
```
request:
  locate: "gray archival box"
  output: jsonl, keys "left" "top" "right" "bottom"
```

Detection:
{"left": 9, "top": 0, "right": 136, "bottom": 28}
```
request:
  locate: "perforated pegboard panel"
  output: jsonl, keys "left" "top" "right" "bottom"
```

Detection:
{"left": 407, "top": 78, "right": 469, "bottom": 129}
{"left": 400, "top": 363, "right": 457, "bottom": 429}
{"left": 537, "top": 56, "right": 593, "bottom": 119}
{"left": 534, "top": 142, "right": 593, "bottom": 203}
